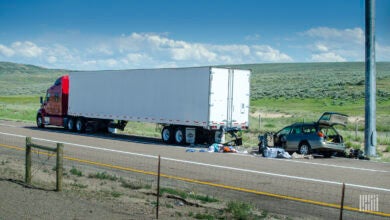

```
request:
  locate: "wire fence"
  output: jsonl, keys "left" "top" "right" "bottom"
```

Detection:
{"left": 0, "top": 132, "right": 389, "bottom": 219}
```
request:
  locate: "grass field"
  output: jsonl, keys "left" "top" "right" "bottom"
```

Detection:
{"left": 0, "top": 61, "right": 389, "bottom": 157}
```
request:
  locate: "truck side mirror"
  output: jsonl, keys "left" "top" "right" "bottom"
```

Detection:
{"left": 40, "top": 96, "right": 43, "bottom": 104}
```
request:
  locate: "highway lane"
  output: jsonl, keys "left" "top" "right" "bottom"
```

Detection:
{"left": 0, "top": 120, "right": 389, "bottom": 217}
{"left": 0, "top": 120, "right": 389, "bottom": 188}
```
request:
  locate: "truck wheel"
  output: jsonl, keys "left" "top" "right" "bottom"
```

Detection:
{"left": 67, "top": 118, "right": 76, "bottom": 131}
{"left": 36, "top": 114, "right": 45, "bottom": 128}
{"left": 174, "top": 127, "right": 186, "bottom": 145}
{"left": 161, "top": 126, "right": 173, "bottom": 144}
{"left": 76, "top": 118, "right": 86, "bottom": 133}
{"left": 298, "top": 142, "right": 311, "bottom": 155}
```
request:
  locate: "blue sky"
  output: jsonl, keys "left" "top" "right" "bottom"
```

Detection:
{"left": 0, "top": 0, "right": 389, "bottom": 70}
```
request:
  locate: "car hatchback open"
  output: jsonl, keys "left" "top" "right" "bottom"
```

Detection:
{"left": 259, "top": 112, "right": 348, "bottom": 157}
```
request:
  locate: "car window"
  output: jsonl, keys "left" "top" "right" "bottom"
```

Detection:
{"left": 291, "top": 126, "right": 302, "bottom": 134}
{"left": 321, "top": 127, "right": 338, "bottom": 136}
{"left": 302, "top": 125, "right": 317, "bottom": 134}
{"left": 278, "top": 126, "right": 292, "bottom": 136}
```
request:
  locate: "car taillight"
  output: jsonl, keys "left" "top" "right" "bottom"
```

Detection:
{"left": 317, "top": 131, "right": 325, "bottom": 137}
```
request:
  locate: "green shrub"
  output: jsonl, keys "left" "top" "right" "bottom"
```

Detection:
{"left": 226, "top": 201, "right": 253, "bottom": 220}
{"left": 345, "top": 141, "right": 361, "bottom": 150}
{"left": 111, "top": 191, "right": 122, "bottom": 198}
{"left": 70, "top": 167, "right": 83, "bottom": 177}
{"left": 88, "top": 172, "right": 118, "bottom": 181}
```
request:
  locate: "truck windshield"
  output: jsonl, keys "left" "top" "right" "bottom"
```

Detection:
{"left": 54, "top": 77, "right": 62, "bottom": 86}
{"left": 45, "top": 91, "right": 50, "bottom": 102}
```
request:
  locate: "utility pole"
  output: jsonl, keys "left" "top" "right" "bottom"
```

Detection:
{"left": 364, "top": 0, "right": 376, "bottom": 156}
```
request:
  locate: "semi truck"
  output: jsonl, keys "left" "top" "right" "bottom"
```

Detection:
{"left": 36, "top": 67, "right": 251, "bottom": 145}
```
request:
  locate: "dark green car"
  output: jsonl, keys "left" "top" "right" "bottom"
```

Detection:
{"left": 261, "top": 112, "right": 348, "bottom": 157}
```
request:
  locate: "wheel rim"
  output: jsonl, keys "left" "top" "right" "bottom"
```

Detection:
{"left": 175, "top": 129, "right": 183, "bottom": 143}
{"left": 162, "top": 128, "right": 170, "bottom": 141}
{"left": 300, "top": 144, "right": 309, "bottom": 155}
{"left": 37, "top": 117, "right": 43, "bottom": 126}
{"left": 68, "top": 119, "right": 74, "bottom": 130}
{"left": 76, "top": 120, "right": 82, "bottom": 131}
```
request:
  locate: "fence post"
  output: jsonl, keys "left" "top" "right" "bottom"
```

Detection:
{"left": 258, "top": 114, "right": 261, "bottom": 132}
{"left": 156, "top": 155, "right": 161, "bottom": 219}
{"left": 355, "top": 119, "right": 358, "bottom": 140}
{"left": 56, "top": 143, "right": 63, "bottom": 192}
{"left": 25, "top": 137, "right": 32, "bottom": 184}
{"left": 339, "top": 182, "right": 346, "bottom": 220}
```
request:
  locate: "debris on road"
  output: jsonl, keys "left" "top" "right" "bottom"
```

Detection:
{"left": 262, "top": 147, "right": 291, "bottom": 159}
{"left": 185, "top": 143, "right": 241, "bottom": 153}
{"left": 347, "top": 149, "right": 370, "bottom": 160}
{"left": 291, "top": 152, "right": 314, "bottom": 159}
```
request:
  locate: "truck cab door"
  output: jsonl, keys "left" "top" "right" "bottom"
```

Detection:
{"left": 44, "top": 78, "right": 63, "bottom": 116}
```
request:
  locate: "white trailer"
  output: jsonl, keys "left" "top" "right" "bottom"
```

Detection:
{"left": 65, "top": 67, "right": 250, "bottom": 145}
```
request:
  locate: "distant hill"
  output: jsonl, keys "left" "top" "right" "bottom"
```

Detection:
{"left": 0, "top": 61, "right": 389, "bottom": 100}
{"left": 0, "top": 62, "right": 67, "bottom": 96}
{"left": 0, "top": 61, "right": 68, "bottom": 75}
{"left": 232, "top": 62, "right": 390, "bottom": 100}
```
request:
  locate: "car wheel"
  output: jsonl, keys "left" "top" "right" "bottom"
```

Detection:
{"left": 298, "top": 142, "right": 311, "bottom": 155}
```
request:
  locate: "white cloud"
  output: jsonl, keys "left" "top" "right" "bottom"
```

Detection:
{"left": 11, "top": 41, "right": 43, "bottom": 57}
{"left": 311, "top": 52, "right": 346, "bottom": 62}
{"left": 376, "top": 43, "right": 390, "bottom": 61}
{"left": 314, "top": 43, "right": 328, "bottom": 52}
{"left": 302, "top": 27, "right": 366, "bottom": 62}
{"left": 303, "top": 27, "right": 364, "bottom": 44}
{"left": 88, "top": 44, "right": 114, "bottom": 55}
{"left": 112, "top": 33, "right": 292, "bottom": 66}
{"left": 0, "top": 44, "right": 15, "bottom": 57}
{"left": 1, "top": 33, "right": 294, "bottom": 70}
{"left": 47, "top": 56, "right": 57, "bottom": 63}
{"left": 252, "top": 45, "right": 293, "bottom": 62}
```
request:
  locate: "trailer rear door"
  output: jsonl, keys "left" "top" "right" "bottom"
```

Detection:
{"left": 209, "top": 68, "right": 229, "bottom": 127}
{"left": 231, "top": 69, "right": 250, "bottom": 128}
{"left": 209, "top": 68, "right": 250, "bottom": 129}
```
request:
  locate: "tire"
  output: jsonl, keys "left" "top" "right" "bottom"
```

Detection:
{"left": 174, "top": 127, "right": 186, "bottom": 145}
{"left": 161, "top": 126, "right": 173, "bottom": 144}
{"left": 36, "top": 114, "right": 45, "bottom": 128}
{"left": 67, "top": 118, "right": 76, "bottom": 131}
{"left": 298, "top": 142, "right": 311, "bottom": 155}
{"left": 76, "top": 117, "right": 86, "bottom": 133}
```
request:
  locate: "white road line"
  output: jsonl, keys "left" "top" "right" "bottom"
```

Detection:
{"left": 265, "top": 157, "right": 389, "bottom": 173}
{"left": 0, "top": 123, "right": 18, "bottom": 128}
{"left": 0, "top": 131, "right": 26, "bottom": 138}
{"left": 1, "top": 131, "right": 390, "bottom": 192}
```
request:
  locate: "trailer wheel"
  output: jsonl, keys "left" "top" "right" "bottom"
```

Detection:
{"left": 161, "top": 126, "right": 173, "bottom": 144}
{"left": 67, "top": 118, "right": 76, "bottom": 131}
{"left": 174, "top": 127, "right": 186, "bottom": 145}
{"left": 36, "top": 114, "right": 45, "bottom": 128}
{"left": 76, "top": 117, "right": 86, "bottom": 133}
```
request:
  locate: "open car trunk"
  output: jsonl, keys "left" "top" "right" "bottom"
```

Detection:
{"left": 318, "top": 112, "right": 348, "bottom": 127}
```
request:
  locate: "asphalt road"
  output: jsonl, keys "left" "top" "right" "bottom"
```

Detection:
{"left": 0, "top": 120, "right": 389, "bottom": 219}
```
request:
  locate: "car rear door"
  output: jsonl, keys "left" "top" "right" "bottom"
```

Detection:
{"left": 285, "top": 125, "right": 303, "bottom": 151}
{"left": 318, "top": 112, "right": 348, "bottom": 126}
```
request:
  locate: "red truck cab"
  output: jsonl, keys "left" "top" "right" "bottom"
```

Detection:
{"left": 37, "top": 75, "right": 69, "bottom": 128}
